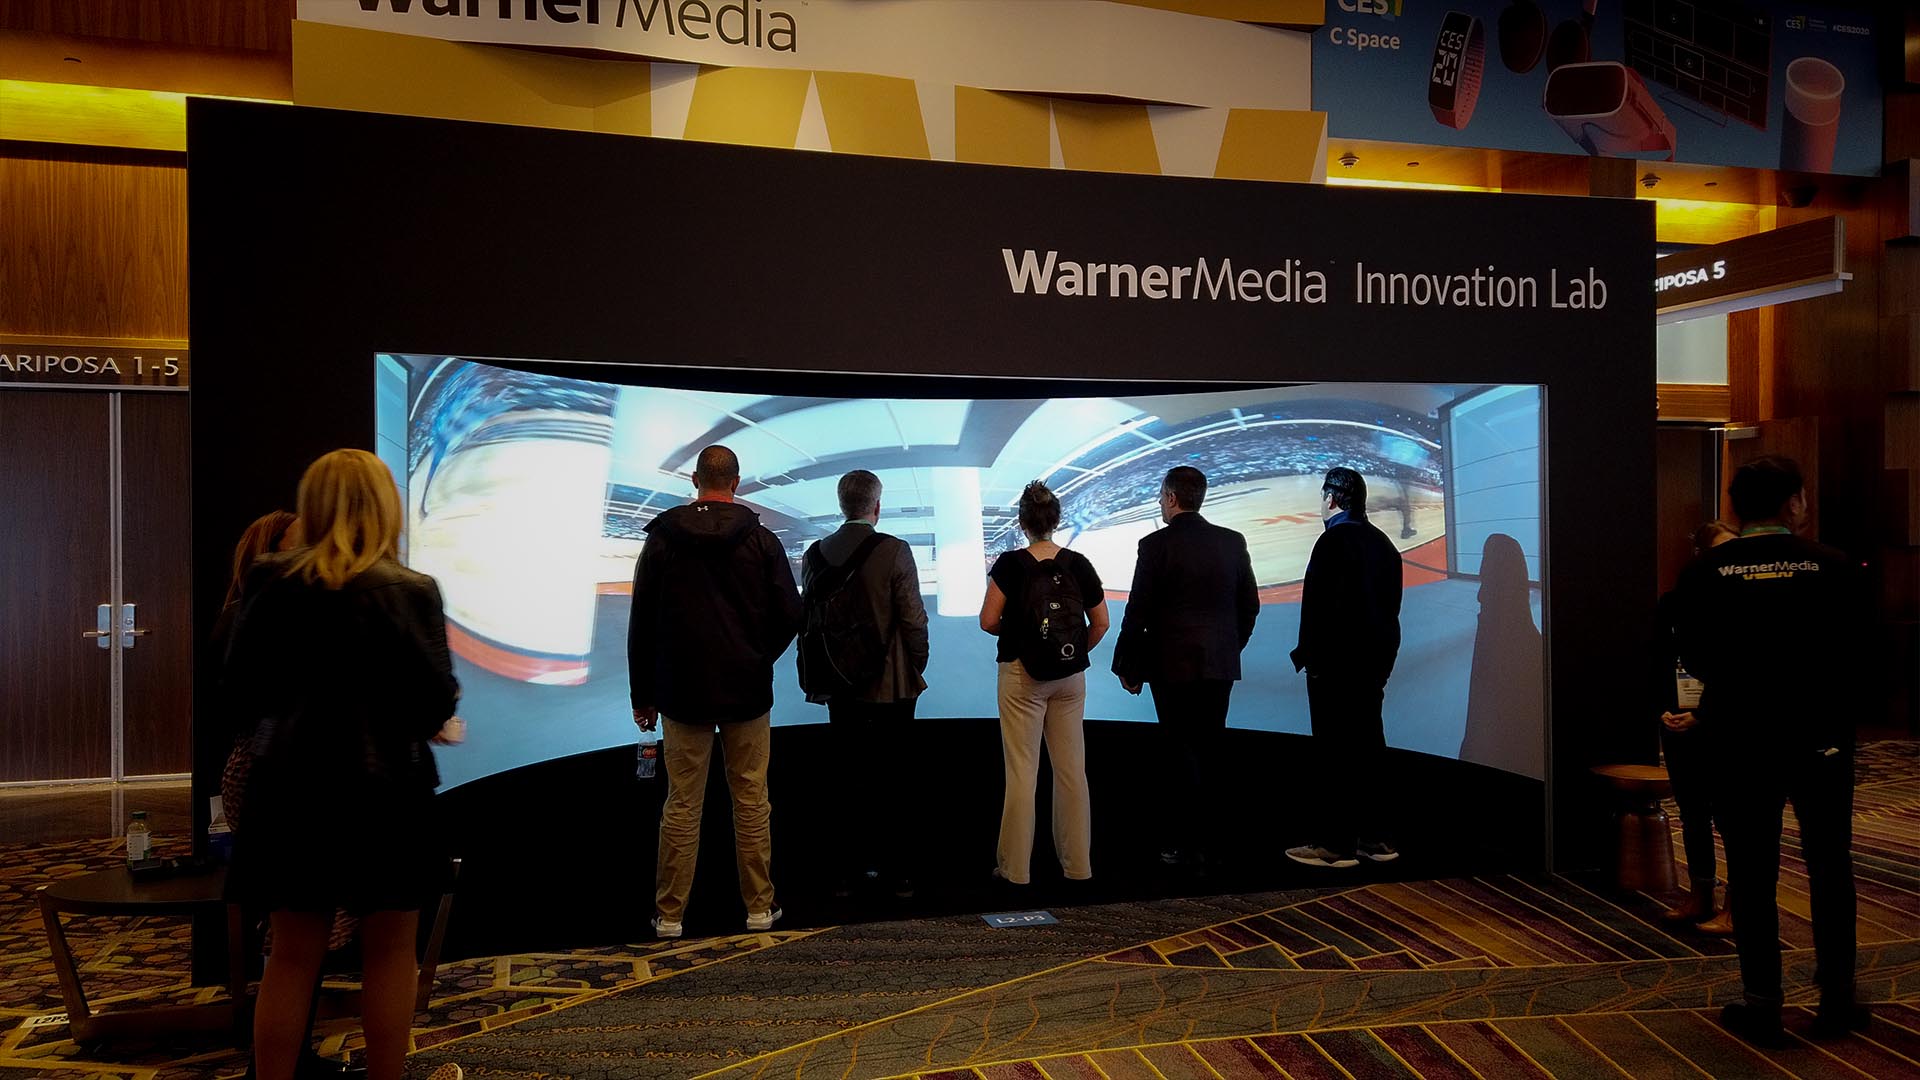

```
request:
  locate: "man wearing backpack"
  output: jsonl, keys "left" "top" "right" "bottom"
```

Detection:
{"left": 1112, "top": 466, "right": 1260, "bottom": 873}
{"left": 799, "top": 470, "right": 930, "bottom": 898}
{"left": 630, "top": 445, "right": 803, "bottom": 939}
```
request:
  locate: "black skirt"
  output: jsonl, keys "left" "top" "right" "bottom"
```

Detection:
{"left": 225, "top": 754, "right": 445, "bottom": 915}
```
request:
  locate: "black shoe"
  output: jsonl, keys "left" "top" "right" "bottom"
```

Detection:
{"left": 1357, "top": 840, "right": 1399, "bottom": 863}
{"left": 1810, "top": 1002, "right": 1871, "bottom": 1039}
{"left": 1720, "top": 1002, "right": 1788, "bottom": 1048}
{"left": 891, "top": 877, "right": 916, "bottom": 900}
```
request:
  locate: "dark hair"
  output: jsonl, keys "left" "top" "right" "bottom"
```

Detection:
{"left": 1322, "top": 467, "right": 1367, "bottom": 514}
{"left": 1018, "top": 480, "right": 1062, "bottom": 539}
{"left": 1728, "top": 456, "right": 1803, "bottom": 524}
{"left": 838, "top": 469, "right": 882, "bottom": 520}
{"left": 1163, "top": 466, "right": 1207, "bottom": 512}
{"left": 693, "top": 444, "right": 741, "bottom": 491}
{"left": 225, "top": 510, "right": 299, "bottom": 607}
{"left": 1691, "top": 520, "right": 1736, "bottom": 554}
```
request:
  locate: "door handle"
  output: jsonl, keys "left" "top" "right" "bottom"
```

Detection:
{"left": 85, "top": 604, "right": 112, "bottom": 649}
{"left": 119, "top": 603, "right": 149, "bottom": 649}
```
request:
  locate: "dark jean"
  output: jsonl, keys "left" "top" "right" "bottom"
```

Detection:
{"left": 1306, "top": 669, "right": 1389, "bottom": 851}
{"left": 827, "top": 698, "right": 917, "bottom": 880}
{"left": 1149, "top": 679, "right": 1234, "bottom": 856}
{"left": 1662, "top": 726, "right": 1720, "bottom": 891}
{"left": 1717, "top": 747, "right": 1856, "bottom": 1008}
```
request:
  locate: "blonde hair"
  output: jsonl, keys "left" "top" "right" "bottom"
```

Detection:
{"left": 286, "top": 449, "right": 402, "bottom": 589}
{"left": 224, "top": 510, "right": 299, "bottom": 607}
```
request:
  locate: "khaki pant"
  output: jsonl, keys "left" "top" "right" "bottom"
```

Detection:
{"left": 656, "top": 713, "right": 775, "bottom": 922}
{"left": 996, "top": 661, "right": 1092, "bottom": 884}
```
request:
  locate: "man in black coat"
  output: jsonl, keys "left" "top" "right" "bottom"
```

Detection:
{"left": 801, "top": 469, "right": 930, "bottom": 897}
{"left": 1671, "top": 456, "right": 1868, "bottom": 1046}
{"left": 630, "top": 445, "right": 803, "bottom": 940}
{"left": 1286, "top": 466, "right": 1403, "bottom": 869}
{"left": 1112, "top": 466, "right": 1260, "bottom": 870}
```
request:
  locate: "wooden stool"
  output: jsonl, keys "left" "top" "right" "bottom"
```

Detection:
{"left": 1590, "top": 764, "right": 1677, "bottom": 893}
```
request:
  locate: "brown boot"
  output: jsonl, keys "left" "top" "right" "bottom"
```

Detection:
{"left": 1698, "top": 905, "right": 1734, "bottom": 935}
{"left": 1661, "top": 889, "right": 1712, "bottom": 923}
{"left": 1697, "top": 887, "right": 1735, "bottom": 935}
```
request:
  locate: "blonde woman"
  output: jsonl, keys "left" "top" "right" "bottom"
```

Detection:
{"left": 979, "top": 481, "right": 1109, "bottom": 886}
{"left": 224, "top": 450, "right": 464, "bottom": 1080}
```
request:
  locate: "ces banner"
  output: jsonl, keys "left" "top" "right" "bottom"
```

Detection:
{"left": 1314, "top": 0, "right": 1882, "bottom": 176}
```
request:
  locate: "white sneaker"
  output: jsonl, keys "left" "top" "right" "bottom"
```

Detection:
{"left": 652, "top": 914, "right": 684, "bottom": 939}
{"left": 745, "top": 906, "right": 783, "bottom": 931}
{"left": 422, "top": 1064, "right": 464, "bottom": 1080}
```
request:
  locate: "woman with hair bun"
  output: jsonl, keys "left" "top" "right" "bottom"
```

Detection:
{"left": 978, "top": 480, "right": 1110, "bottom": 886}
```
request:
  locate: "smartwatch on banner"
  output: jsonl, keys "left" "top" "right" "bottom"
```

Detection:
{"left": 1429, "top": 11, "right": 1487, "bottom": 130}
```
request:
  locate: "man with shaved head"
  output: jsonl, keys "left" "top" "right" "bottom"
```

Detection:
{"left": 630, "top": 445, "right": 803, "bottom": 939}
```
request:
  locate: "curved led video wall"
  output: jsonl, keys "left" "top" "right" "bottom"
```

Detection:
{"left": 378, "top": 354, "right": 1547, "bottom": 790}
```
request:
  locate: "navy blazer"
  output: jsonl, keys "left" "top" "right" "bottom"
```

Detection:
{"left": 1111, "top": 512, "right": 1259, "bottom": 684}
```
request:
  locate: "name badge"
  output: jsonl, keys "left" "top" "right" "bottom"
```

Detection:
{"left": 1675, "top": 664, "right": 1703, "bottom": 711}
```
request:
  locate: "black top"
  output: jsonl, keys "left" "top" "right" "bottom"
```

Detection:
{"left": 1111, "top": 512, "right": 1260, "bottom": 685}
{"left": 1289, "top": 515, "right": 1404, "bottom": 679}
{"left": 628, "top": 499, "right": 804, "bottom": 724}
{"left": 224, "top": 554, "right": 458, "bottom": 792}
{"left": 988, "top": 548, "right": 1104, "bottom": 668}
{"left": 1670, "top": 531, "right": 1863, "bottom": 755}
{"left": 221, "top": 554, "right": 458, "bottom": 913}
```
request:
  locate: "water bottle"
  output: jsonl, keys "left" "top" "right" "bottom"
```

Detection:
{"left": 126, "top": 811, "right": 152, "bottom": 863}
{"left": 635, "top": 736, "right": 659, "bottom": 780}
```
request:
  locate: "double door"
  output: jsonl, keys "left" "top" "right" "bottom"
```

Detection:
{"left": 0, "top": 391, "right": 192, "bottom": 783}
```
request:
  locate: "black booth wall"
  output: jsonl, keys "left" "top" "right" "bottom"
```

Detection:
{"left": 189, "top": 100, "right": 1655, "bottom": 954}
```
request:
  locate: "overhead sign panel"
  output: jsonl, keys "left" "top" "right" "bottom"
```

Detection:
{"left": 297, "top": 0, "right": 1312, "bottom": 109}
{"left": 1655, "top": 216, "right": 1846, "bottom": 323}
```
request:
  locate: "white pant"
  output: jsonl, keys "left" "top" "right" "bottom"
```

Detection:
{"left": 996, "top": 661, "right": 1092, "bottom": 883}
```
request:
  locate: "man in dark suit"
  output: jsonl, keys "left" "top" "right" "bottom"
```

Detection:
{"left": 1113, "top": 466, "right": 1260, "bottom": 870}
{"left": 801, "top": 470, "right": 930, "bottom": 897}
{"left": 1286, "top": 467, "right": 1404, "bottom": 869}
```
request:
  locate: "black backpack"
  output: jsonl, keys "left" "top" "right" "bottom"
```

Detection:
{"left": 797, "top": 533, "right": 889, "bottom": 704}
{"left": 1017, "top": 552, "right": 1090, "bottom": 681}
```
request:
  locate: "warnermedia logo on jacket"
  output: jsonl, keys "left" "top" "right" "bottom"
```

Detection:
{"left": 355, "top": 0, "right": 799, "bottom": 51}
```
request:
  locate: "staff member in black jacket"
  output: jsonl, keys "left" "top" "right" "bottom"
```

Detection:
{"left": 801, "top": 470, "right": 930, "bottom": 898}
{"left": 1112, "top": 466, "right": 1259, "bottom": 870}
{"left": 630, "top": 445, "right": 803, "bottom": 940}
{"left": 1671, "top": 457, "right": 1869, "bottom": 1045}
{"left": 1286, "top": 467, "right": 1404, "bottom": 869}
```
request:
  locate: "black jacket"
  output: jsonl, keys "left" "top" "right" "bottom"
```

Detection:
{"left": 802, "top": 522, "right": 930, "bottom": 703}
{"left": 1111, "top": 512, "right": 1259, "bottom": 684}
{"left": 223, "top": 555, "right": 459, "bottom": 795}
{"left": 628, "top": 499, "right": 803, "bottom": 724}
{"left": 1290, "top": 514, "right": 1403, "bottom": 679}
{"left": 1670, "top": 531, "right": 1862, "bottom": 754}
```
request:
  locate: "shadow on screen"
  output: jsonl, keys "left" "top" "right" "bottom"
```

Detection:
{"left": 1459, "top": 533, "right": 1544, "bottom": 779}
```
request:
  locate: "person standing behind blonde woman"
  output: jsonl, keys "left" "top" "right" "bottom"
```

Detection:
{"left": 979, "top": 481, "right": 1110, "bottom": 886}
{"left": 223, "top": 449, "right": 465, "bottom": 1080}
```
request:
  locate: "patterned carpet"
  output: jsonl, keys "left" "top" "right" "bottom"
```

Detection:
{"left": 2, "top": 741, "right": 1916, "bottom": 1079}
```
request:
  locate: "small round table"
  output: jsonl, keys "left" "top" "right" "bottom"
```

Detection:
{"left": 1590, "top": 764, "right": 1678, "bottom": 894}
{"left": 37, "top": 866, "right": 245, "bottom": 1042}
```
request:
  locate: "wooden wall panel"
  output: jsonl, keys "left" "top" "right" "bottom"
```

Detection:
{"left": 0, "top": 147, "right": 187, "bottom": 340}
{"left": 0, "top": 0, "right": 292, "bottom": 54}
